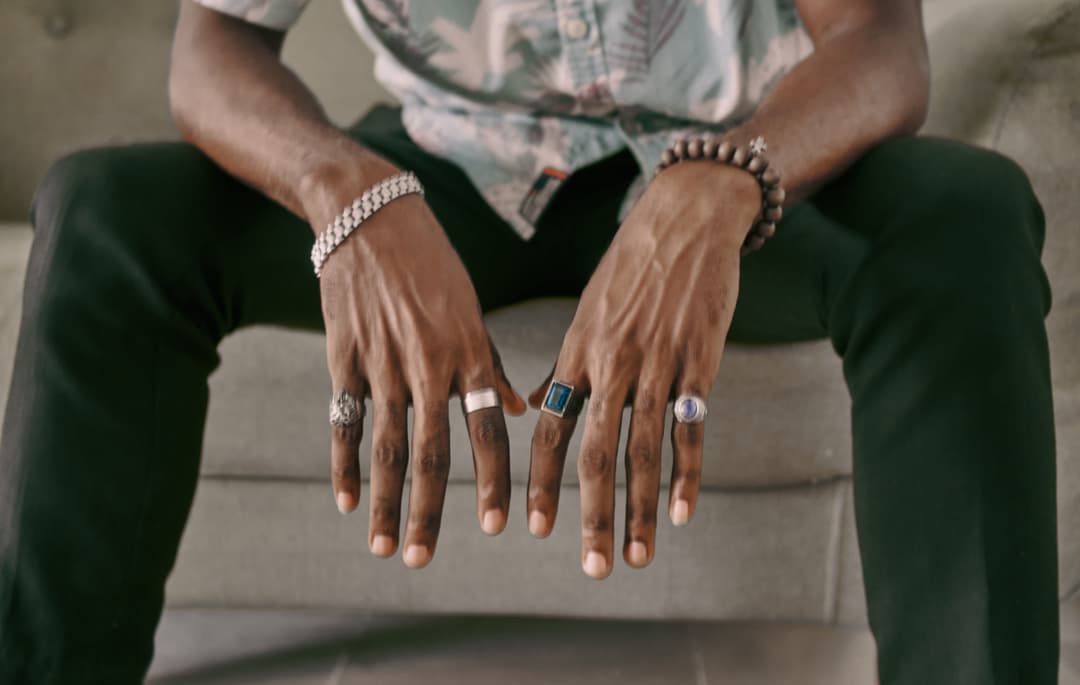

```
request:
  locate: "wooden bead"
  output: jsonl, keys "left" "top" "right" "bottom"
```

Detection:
{"left": 756, "top": 221, "right": 777, "bottom": 238}
{"left": 763, "top": 206, "right": 783, "bottom": 223}
{"left": 661, "top": 149, "right": 676, "bottom": 167}
{"left": 687, "top": 138, "right": 704, "bottom": 159}
{"left": 740, "top": 245, "right": 752, "bottom": 258}
{"left": 730, "top": 146, "right": 749, "bottom": 168}
{"left": 748, "top": 235, "right": 766, "bottom": 251}
{"left": 702, "top": 139, "right": 719, "bottom": 158}
{"left": 673, "top": 139, "right": 688, "bottom": 159}
{"left": 761, "top": 167, "right": 781, "bottom": 188}
{"left": 715, "top": 141, "right": 734, "bottom": 162}
{"left": 745, "top": 156, "right": 766, "bottom": 174}
{"left": 765, "top": 187, "right": 786, "bottom": 206}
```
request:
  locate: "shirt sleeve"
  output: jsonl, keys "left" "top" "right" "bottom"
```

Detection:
{"left": 192, "top": 0, "right": 309, "bottom": 31}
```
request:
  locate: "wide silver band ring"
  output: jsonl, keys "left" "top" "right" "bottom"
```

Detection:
{"left": 673, "top": 394, "right": 708, "bottom": 424}
{"left": 462, "top": 388, "right": 501, "bottom": 414}
{"left": 329, "top": 389, "right": 363, "bottom": 427}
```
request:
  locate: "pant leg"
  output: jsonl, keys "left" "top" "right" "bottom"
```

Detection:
{"left": 0, "top": 108, "right": 530, "bottom": 682}
{"left": 819, "top": 137, "right": 1058, "bottom": 685}
{"left": 733, "top": 136, "right": 1057, "bottom": 684}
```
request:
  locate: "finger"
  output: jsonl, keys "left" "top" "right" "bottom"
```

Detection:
{"left": 669, "top": 379, "right": 710, "bottom": 527}
{"left": 527, "top": 368, "right": 585, "bottom": 538}
{"left": 329, "top": 378, "right": 366, "bottom": 515}
{"left": 367, "top": 373, "right": 409, "bottom": 558}
{"left": 623, "top": 369, "right": 672, "bottom": 569}
{"left": 488, "top": 335, "right": 527, "bottom": 416}
{"left": 458, "top": 370, "right": 511, "bottom": 536}
{"left": 527, "top": 366, "right": 556, "bottom": 410}
{"left": 403, "top": 382, "right": 452, "bottom": 569}
{"left": 577, "top": 382, "right": 629, "bottom": 580}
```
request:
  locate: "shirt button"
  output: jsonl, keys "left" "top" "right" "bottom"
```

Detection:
{"left": 564, "top": 18, "right": 589, "bottom": 40}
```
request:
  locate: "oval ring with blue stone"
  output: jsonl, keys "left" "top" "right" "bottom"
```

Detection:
{"left": 674, "top": 394, "right": 707, "bottom": 424}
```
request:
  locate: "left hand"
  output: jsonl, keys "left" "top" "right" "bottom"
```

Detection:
{"left": 525, "top": 162, "right": 762, "bottom": 579}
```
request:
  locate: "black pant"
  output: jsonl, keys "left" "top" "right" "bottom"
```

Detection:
{"left": 0, "top": 106, "right": 1059, "bottom": 683}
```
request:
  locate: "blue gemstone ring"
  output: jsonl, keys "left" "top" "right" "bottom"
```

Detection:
{"left": 674, "top": 394, "right": 707, "bottom": 424}
{"left": 541, "top": 380, "right": 584, "bottom": 419}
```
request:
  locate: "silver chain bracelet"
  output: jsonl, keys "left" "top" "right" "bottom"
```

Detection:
{"left": 310, "top": 171, "right": 425, "bottom": 277}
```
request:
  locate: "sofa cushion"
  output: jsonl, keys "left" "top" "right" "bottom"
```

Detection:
{"left": 200, "top": 305, "right": 852, "bottom": 489}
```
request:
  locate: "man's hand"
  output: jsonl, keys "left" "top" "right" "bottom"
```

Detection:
{"left": 308, "top": 161, "right": 526, "bottom": 569}
{"left": 525, "top": 163, "right": 761, "bottom": 579}
{"left": 171, "top": 3, "right": 528, "bottom": 569}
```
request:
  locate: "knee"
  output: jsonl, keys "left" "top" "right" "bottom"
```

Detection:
{"left": 876, "top": 145, "right": 1048, "bottom": 313}
{"left": 26, "top": 149, "right": 190, "bottom": 337}
{"left": 30, "top": 148, "right": 134, "bottom": 274}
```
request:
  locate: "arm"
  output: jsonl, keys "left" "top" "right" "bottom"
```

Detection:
{"left": 170, "top": 1, "right": 524, "bottom": 566}
{"left": 169, "top": 0, "right": 393, "bottom": 226}
{"left": 525, "top": 0, "right": 930, "bottom": 578}
{"left": 724, "top": 0, "right": 930, "bottom": 204}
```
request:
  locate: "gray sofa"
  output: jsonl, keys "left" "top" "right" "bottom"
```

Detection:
{"left": 0, "top": 0, "right": 1077, "bottom": 624}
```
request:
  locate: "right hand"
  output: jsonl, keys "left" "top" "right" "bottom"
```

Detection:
{"left": 305, "top": 160, "right": 526, "bottom": 569}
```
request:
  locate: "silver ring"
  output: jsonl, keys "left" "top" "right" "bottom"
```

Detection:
{"left": 462, "top": 388, "right": 501, "bottom": 414}
{"left": 329, "top": 389, "right": 363, "bottom": 427}
{"left": 673, "top": 394, "right": 707, "bottom": 424}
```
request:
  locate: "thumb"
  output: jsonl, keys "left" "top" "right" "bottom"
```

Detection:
{"left": 528, "top": 367, "right": 556, "bottom": 410}
{"left": 487, "top": 333, "right": 527, "bottom": 415}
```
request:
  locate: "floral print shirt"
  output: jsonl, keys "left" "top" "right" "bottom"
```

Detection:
{"left": 196, "top": 0, "right": 812, "bottom": 238}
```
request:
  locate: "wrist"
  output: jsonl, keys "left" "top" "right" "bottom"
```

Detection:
{"left": 648, "top": 162, "right": 762, "bottom": 239}
{"left": 297, "top": 147, "right": 401, "bottom": 235}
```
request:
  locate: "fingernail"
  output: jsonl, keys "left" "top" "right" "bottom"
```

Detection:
{"left": 672, "top": 499, "right": 690, "bottom": 526}
{"left": 482, "top": 509, "right": 506, "bottom": 535}
{"left": 528, "top": 510, "right": 548, "bottom": 537}
{"left": 404, "top": 544, "right": 431, "bottom": 568}
{"left": 627, "top": 541, "right": 648, "bottom": 567}
{"left": 371, "top": 535, "right": 395, "bottom": 557}
{"left": 583, "top": 551, "right": 608, "bottom": 579}
{"left": 336, "top": 491, "right": 354, "bottom": 514}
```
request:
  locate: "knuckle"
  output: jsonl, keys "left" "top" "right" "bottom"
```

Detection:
{"left": 627, "top": 442, "right": 659, "bottom": 471}
{"left": 370, "top": 496, "right": 400, "bottom": 524}
{"left": 592, "top": 343, "right": 640, "bottom": 381}
{"left": 418, "top": 398, "right": 450, "bottom": 422}
{"left": 527, "top": 482, "right": 558, "bottom": 507}
{"left": 582, "top": 513, "right": 611, "bottom": 536}
{"left": 674, "top": 467, "right": 702, "bottom": 486}
{"left": 410, "top": 511, "right": 442, "bottom": 536}
{"left": 416, "top": 448, "right": 450, "bottom": 478}
{"left": 373, "top": 440, "right": 407, "bottom": 472}
{"left": 578, "top": 445, "right": 612, "bottom": 480}
{"left": 331, "top": 463, "right": 359, "bottom": 482}
{"left": 627, "top": 506, "right": 657, "bottom": 530}
{"left": 634, "top": 392, "right": 659, "bottom": 414}
{"left": 374, "top": 399, "right": 407, "bottom": 428}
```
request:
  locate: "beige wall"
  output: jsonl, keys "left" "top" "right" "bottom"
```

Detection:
{"left": 0, "top": 0, "right": 392, "bottom": 221}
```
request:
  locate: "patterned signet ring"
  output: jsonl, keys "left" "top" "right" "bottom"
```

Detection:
{"left": 329, "top": 389, "right": 363, "bottom": 427}
{"left": 462, "top": 388, "right": 501, "bottom": 414}
{"left": 673, "top": 394, "right": 708, "bottom": 424}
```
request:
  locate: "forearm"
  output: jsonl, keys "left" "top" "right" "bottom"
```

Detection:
{"left": 725, "top": 10, "right": 930, "bottom": 205}
{"left": 168, "top": 1, "right": 393, "bottom": 230}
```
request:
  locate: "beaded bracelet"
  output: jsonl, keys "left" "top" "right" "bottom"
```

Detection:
{"left": 656, "top": 136, "right": 785, "bottom": 256}
{"left": 310, "top": 171, "right": 425, "bottom": 277}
